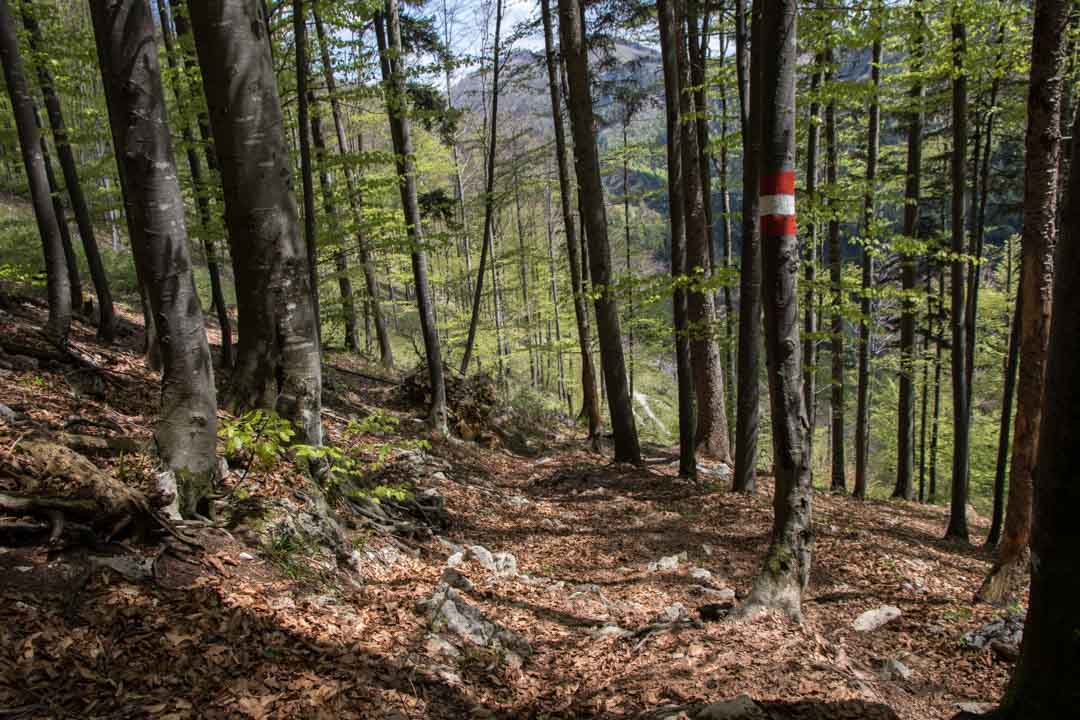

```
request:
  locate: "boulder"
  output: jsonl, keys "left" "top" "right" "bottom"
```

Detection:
{"left": 422, "top": 582, "right": 532, "bottom": 666}
{"left": 880, "top": 658, "right": 913, "bottom": 681}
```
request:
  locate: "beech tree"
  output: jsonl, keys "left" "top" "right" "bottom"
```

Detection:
{"left": 739, "top": 0, "right": 811, "bottom": 620}
{"left": 732, "top": 0, "right": 761, "bottom": 492}
{"left": 89, "top": 0, "right": 216, "bottom": 516}
{"left": 539, "top": 0, "right": 602, "bottom": 448}
{"left": 825, "top": 43, "right": 844, "bottom": 495}
{"left": 21, "top": 0, "right": 116, "bottom": 341}
{"left": 966, "top": 78, "right": 1080, "bottom": 720}
{"left": 657, "top": 0, "right": 697, "bottom": 478}
{"left": 557, "top": 0, "right": 641, "bottom": 465}
{"left": 188, "top": 0, "right": 323, "bottom": 444}
{"left": 978, "top": 0, "right": 1067, "bottom": 601}
{"left": 0, "top": 0, "right": 70, "bottom": 344}
{"left": 374, "top": 0, "right": 448, "bottom": 436}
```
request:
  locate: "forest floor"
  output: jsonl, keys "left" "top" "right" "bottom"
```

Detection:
{"left": 0, "top": 289, "right": 1021, "bottom": 720}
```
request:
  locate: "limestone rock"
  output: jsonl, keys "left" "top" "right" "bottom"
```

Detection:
{"left": 853, "top": 605, "right": 902, "bottom": 632}
{"left": 694, "top": 695, "right": 768, "bottom": 720}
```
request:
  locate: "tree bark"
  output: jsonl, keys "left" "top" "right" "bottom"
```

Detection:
{"left": 658, "top": 0, "right": 697, "bottom": 479}
{"left": 293, "top": 0, "right": 321, "bottom": 343}
{"left": 679, "top": 0, "right": 731, "bottom": 464}
{"left": 974, "top": 91, "right": 1080, "bottom": 720}
{"left": 854, "top": 11, "right": 881, "bottom": 500}
{"left": 895, "top": 1, "right": 923, "bottom": 501}
{"left": 311, "top": 8, "right": 392, "bottom": 368}
{"left": 803, "top": 45, "right": 822, "bottom": 480}
{"left": 739, "top": 0, "right": 811, "bottom": 621}
{"left": 540, "top": 0, "right": 601, "bottom": 448}
{"left": 557, "top": 0, "right": 641, "bottom": 465}
{"left": 157, "top": 0, "right": 233, "bottom": 368}
{"left": 825, "top": 50, "right": 845, "bottom": 494}
{"left": 308, "top": 91, "right": 358, "bottom": 352}
{"left": 929, "top": 268, "right": 944, "bottom": 502}
{"left": 90, "top": 0, "right": 217, "bottom": 517}
{"left": 945, "top": 14, "right": 971, "bottom": 542}
{"left": 459, "top": 0, "right": 503, "bottom": 374}
{"left": 977, "top": 0, "right": 1066, "bottom": 599}
{"left": 986, "top": 284, "right": 1020, "bottom": 547}
{"left": 188, "top": 0, "right": 323, "bottom": 444}
{"left": 374, "top": 0, "right": 448, "bottom": 436}
{"left": 732, "top": 0, "right": 761, "bottom": 492}
{"left": 35, "top": 107, "right": 82, "bottom": 313}
{"left": 0, "top": 0, "right": 70, "bottom": 345}
{"left": 21, "top": 0, "right": 116, "bottom": 341}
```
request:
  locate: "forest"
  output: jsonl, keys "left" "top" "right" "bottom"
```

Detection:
{"left": 0, "top": 0, "right": 1076, "bottom": 717}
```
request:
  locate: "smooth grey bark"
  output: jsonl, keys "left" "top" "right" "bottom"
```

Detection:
{"left": 929, "top": 267, "right": 944, "bottom": 502}
{"left": 678, "top": 0, "right": 731, "bottom": 465}
{"left": 658, "top": 0, "right": 697, "bottom": 479}
{"left": 739, "top": 0, "right": 811, "bottom": 621}
{"left": 308, "top": 91, "right": 358, "bottom": 352}
{"left": 540, "top": 0, "right": 601, "bottom": 447}
{"left": 311, "top": 7, "right": 393, "bottom": 368}
{"left": 374, "top": 0, "right": 448, "bottom": 436}
{"left": 21, "top": 0, "right": 116, "bottom": 341}
{"left": 157, "top": 0, "right": 233, "bottom": 368}
{"left": 557, "top": 0, "right": 641, "bottom": 465}
{"left": 0, "top": 0, "right": 70, "bottom": 344}
{"left": 459, "top": 0, "right": 502, "bottom": 374}
{"left": 986, "top": 284, "right": 1020, "bottom": 547}
{"left": 732, "top": 0, "right": 761, "bottom": 492}
{"left": 294, "top": 0, "right": 321, "bottom": 343}
{"left": 35, "top": 106, "right": 82, "bottom": 312}
{"left": 90, "top": 0, "right": 217, "bottom": 516}
{"left": 188, "top": 0, "right": 323, "bottom": 444}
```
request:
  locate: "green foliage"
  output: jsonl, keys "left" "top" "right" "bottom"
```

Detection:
{"left": 219, "top": 410, "right": 296, "bottom": 470}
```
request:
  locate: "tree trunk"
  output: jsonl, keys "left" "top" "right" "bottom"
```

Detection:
{"left": 311, "top": 9, "right": 392, "bottom": 368}
{"left": 929, "top": 268, "right": 944, "bottom": 502}
{"left": 0, "top": 0, "right": 70, "bottom": 345}
{"left": 895, "top": 1, "right": 923, "bottom": 500}
{"left": 545, "top": 174, "right": 568, "bottom": 412}
{"left": 157, "top": 0, "right": 233, "bottom": 368}
{"left": 717, "top": 44, "right": 736, "bottom": 445}
{"left": 732, "top": 0, "right": 761, "bottom": 492}
{"left": 826, "top": 51, "right": 845, "bottom": 494}
{"left": 854, "top": 12, "right": 881, "bottom": 500}
{"left": 540, "top": 0, "right": 601, "bottom": 447}
{"left": 557, "top": 0, "right": 641, "bottom": 464}
{"left": 679, "top": 0, "right": 731, "bottom": 464}
{"left": 293, "top": 0, "right": 321, "bottom": 344}
{"left": 945, "top": 14, "right": 971, "bottom": 542}
{"left": 658, "top": 0, "right": 697, "bottom": 479}
{"left": 986, "top": 284, "right": 1020, "bottom": 548}
{"left": 21, "top": 0, "right": 116, "bottom": 341}
{"left": 35, "top": 107, "right": 82, "bottom": 313}
{"left": 739, "top": 0, "right": 810, "bottom": 621}
{"left": 309, "top": 91, "right": 358, "bottom": 352}
{"left": 918, "top": 263, "right": 931, "bottom": 502}
{"left": 374, "top": 0, "right": 448, "bottom": 436}
{"left": 977, "top": 0, "right": 1066, "bottom": 599}
{"left": 511, "top": 150, "right": 537, "bottom": 388}
{"left": 188, "top": 0, "right": 323, "bottom": 444}
{"left": 90, "top": 0, "right": 217, "bottom": 518}
{"left": 803, "top": 44, "right": 822, "bottom": 480}
{"left": 974, "top": 93, "right": 1080, "bottom": 720}
{"left": 460, "top": 0, "right": 503, "bottom": 374}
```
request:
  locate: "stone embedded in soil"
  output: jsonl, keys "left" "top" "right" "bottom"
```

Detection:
{"left": 690, "top": 567, "right": 713, "bottom": 582}
{"left": 962, "top": 613, "right": 1024, "bottom": 651}
{"left": 853, "top": 605, "right": 902, "bottom": 632}
{"left": 880, "top": 658, "right": 913, "bottom": 681}
{"left": 658, "top": 602, "right": 688, "bottom": 623}
{"left": 425, "top": 634, "right": 461, "bottom": 658}
{"left": 690, "top": 585, "right": 736, "bottom": 602}
{"left": 441, "top": 568, "right": 475, "bottom": 592}
{"left": 648, "top": 552, "right": 687, "bottom": 573}
{"left": 422, "top": 582, "right": 532, "bottom": 665}
{"left": 592, "top": 624, "right": 628, "bottom": 639}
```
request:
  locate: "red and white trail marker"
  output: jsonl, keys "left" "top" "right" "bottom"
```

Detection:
{"left": 760, "top": 170, "right": 796, "bottom": 237}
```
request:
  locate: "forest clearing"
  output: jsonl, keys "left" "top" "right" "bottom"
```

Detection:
{"left": 0, "top": 0, "right": 1077, "bottom": 717}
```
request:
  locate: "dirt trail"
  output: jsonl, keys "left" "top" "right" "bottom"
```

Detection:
{"left": 0, "top": 297, "right": 1016, "bottom": 719}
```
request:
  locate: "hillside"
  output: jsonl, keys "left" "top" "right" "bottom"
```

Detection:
{"left": 0, "top": 287, "right": 1022, "bottom": 719}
